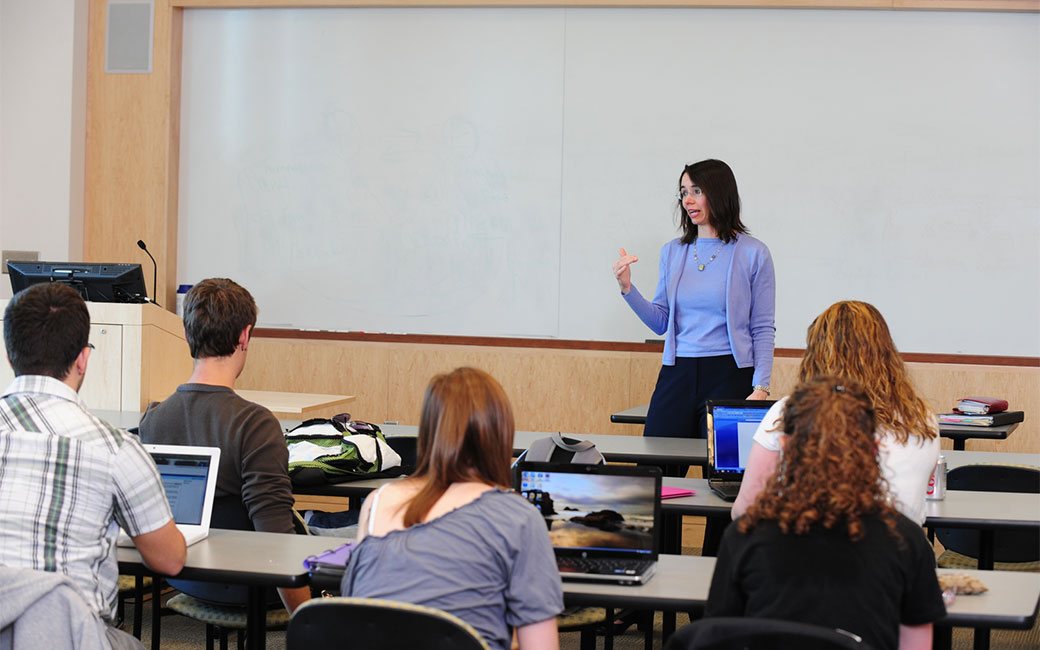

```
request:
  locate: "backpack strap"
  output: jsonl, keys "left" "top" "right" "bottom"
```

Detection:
{"left": 551, "top": 432, "right": 596, "bottom": 453}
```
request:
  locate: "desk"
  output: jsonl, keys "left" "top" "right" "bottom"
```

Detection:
{"left": 945, "top": 450, "right": 1040, "bottom": 469}
{"left": 610, "top": 405, "right": 1024, "bottom": 453}
{"left": 940, "top": 423, "right": 1020, "bottom": 451}
{"left": 365, "top": 424, "right": 708, "bottom": 468}
{"left": 303, "top": 551, "right": 1039, "bottom": 649}
{"left": 610, "top": 403, "right": 649, "bottom": 425}
{"left": 118, "top": 529, "right": 350, "bottom": 650}
{"left": 234, "top": 390, "right": 355, "bottom": 419}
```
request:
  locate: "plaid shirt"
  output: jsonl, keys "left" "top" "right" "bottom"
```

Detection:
{"left": 0, "top": 375, "right": 173, "bottom": 621}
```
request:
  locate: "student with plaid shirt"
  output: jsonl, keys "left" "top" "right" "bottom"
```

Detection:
{"left": 0, "top": 283, "right": 185, "bottom": 649}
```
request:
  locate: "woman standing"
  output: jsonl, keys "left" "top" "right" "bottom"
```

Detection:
{"left": 341, "top": 367, "right": 562, "bottom": 650}
{"left": 705, "top": 377, "right": 945, "bottom": 650}
{"left": 732, "top": 300, "right": 940, "bottom": 524}
{"left": 614, "top": 159, "right": 775, "bottom": 441}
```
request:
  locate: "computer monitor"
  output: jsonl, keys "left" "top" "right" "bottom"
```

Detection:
{"left": 7, "top": 261, "right": 148, "bottom": 303}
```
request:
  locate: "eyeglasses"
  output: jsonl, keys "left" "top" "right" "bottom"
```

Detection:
{"left": 675, "top": 188, "right": 703, "bottom": 201}
{"left": 87, "top": 343, "right": 95, "bottom": 350}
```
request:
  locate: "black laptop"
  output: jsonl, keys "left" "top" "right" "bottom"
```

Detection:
{"left": 705, "top": 399, "right": 777, "bottom": 501}
{"left": 514, "top": 462, "right": 661, "bottom": 585}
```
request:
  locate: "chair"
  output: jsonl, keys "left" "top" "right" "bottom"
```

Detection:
{"left": 934, "top": 463, "right": 1040, "bottom": 571}
{"left": 663, "top": 617, "right": 875, "bottom": 650}
{"left": 166, "top": 593, "right": 291, "bottom": 650}
{"left": 286, "top": 597, "right": 489, "bottom": 650}
{"left": 161, "top": 505, "right": 313, "bottom": 649}
{"left": 115, "top": 574, "right": 153, "bottom": 639}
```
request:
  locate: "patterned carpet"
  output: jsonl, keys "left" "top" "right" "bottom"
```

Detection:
{"left": 122, "top": 593, "right": 1039, "bottom": 650}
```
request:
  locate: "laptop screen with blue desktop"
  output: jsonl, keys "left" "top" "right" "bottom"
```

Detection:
{"left": 705, "top": 399, "right": 776, "bottom": 500}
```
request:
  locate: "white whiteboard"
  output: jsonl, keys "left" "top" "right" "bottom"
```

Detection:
{"left": 178, "top": 7, "right": 1040, "bottom": 356}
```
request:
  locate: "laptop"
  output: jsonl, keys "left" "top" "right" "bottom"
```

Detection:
{"left": 514, "top": 462, "right": 661, "bottom": 585}
{"left": 705, "top": 399, "right": 777, "bottom": 501}
{"left": 117, "top": 444, "right": 221, "bottom": 547}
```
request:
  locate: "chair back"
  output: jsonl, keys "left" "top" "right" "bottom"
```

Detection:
{"left": 935, "top": 463, "right": 1040, "bottom": 563}
{"left": 286, "top": 597, "right": 489, "bottom": 650}
{"left": 663, "top": 617, "right": 875, "bottom": 650}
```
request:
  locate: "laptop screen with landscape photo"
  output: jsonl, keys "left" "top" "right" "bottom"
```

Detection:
{"left": 515, "top": 463, "right": 660, "bottom": 559}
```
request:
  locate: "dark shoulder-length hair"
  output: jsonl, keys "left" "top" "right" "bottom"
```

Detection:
{"left": 739, "top": 376, "right": 902, "bottom": 543}
{"left": 676, "top": 159, "right": 749, "bottom": 244}
{"left": 402, "top": 367, "right": 515, "bottom": 527}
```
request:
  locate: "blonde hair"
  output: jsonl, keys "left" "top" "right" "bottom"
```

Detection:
{"left": 799, "top": 301, "right": 936, "bottom": 445}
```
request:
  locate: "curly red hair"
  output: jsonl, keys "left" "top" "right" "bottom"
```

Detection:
{"left": 739, "top": 376, "right": 902, "bottom": 542}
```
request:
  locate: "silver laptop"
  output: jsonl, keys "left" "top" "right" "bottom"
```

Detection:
{"left": 118, "top": 444, "right": 221, "bottom": 547}
{"left": 515, "top": 462, "right": 661, "bottom": 585}
{"left": 705, "top": 399, "right": 776, "bottom": 501}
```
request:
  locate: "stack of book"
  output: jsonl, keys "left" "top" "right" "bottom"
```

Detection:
{"left": 939, "top": 396, "right": 1024, "bottom": 427}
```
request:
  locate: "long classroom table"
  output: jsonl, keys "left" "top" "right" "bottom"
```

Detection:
{"left": 609, "top": 404, "right": 1023, "bottom": 451}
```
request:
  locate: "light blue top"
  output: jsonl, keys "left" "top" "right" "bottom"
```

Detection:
{"left": 341, "top": 489, "right": 563, "bottom": 650}
{"left": 623, "top": 234, "right": 776, "bottom": 387}
{"left": 674, "top": 238, "right": 733, "bottom": 357}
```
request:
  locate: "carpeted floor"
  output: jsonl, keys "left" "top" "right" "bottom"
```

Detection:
{"left": 121, "top": 591, "right": 1040, "bottom": 650}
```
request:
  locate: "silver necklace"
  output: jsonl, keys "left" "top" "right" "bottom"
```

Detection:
{"left": 693, "top": 239, "right": 725, "bottom": 271}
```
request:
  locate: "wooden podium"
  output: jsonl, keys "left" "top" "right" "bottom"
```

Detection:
{"left": 0, "top": 301, "right": 191, "bottom": 412}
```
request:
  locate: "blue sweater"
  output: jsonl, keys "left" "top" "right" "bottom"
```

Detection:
{"left": 623, "top": 234, "right": 776, "bottom": 387}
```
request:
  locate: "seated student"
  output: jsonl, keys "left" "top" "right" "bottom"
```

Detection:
{"left": 138, "top": 278, "right": 309, "bottom": 612}
{"left": 341, "top": 367, "right": 562, "bottom": 650}
{"left": 0, "top": 283, "right": 185, "bottom": 650}
{"left": 733, "top": 300, "right": 940, "bottom": 524}
{"left": 705, "top": 377, "right": 946, "bottom": 650}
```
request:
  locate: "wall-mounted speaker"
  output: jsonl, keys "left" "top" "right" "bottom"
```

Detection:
{"left": 105, "top": 0, "right": 154, "bottom": 74}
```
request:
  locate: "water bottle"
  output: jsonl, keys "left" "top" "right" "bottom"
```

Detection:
{"left": 926, "top": 455, "right": 947, "bottom": 500}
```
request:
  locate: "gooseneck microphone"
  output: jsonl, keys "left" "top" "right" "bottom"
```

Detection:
{"left": 136, "top": 239, "right": 161, "bottom": 307}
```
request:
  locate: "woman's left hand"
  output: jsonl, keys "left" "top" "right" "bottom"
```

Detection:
{"left": 747, "top": 389, "right": 769, "bottom": 400}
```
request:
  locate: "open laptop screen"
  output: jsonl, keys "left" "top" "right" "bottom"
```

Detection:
{"left": 516, "top": 463, "right": 659, "bottom": 557}
{"left": 708, "top": 400, "right": 777, "bottom": 475}
{"left": 151, "top": 451, "right": 213, "bottom": 526}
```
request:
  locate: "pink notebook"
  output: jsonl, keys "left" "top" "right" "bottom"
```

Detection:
{"left": 661, "top": 486, "right": 695, "bottom": 499}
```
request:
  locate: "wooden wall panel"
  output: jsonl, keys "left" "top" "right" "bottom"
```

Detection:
{"left": 238, "top": 338, "right": 392, "bottom": 423}
{"left": 243, "top": 336, "right": 1040, "bottom": 454}
{"left": 85, "top": 0, "right": 180, "bottom": 308}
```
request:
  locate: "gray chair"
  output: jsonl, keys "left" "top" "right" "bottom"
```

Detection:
{"left": 286, "top": 597, "right": 488, "bottom": 650}
{"left": 663, "top": 617, "right": 875, "bottom": 650}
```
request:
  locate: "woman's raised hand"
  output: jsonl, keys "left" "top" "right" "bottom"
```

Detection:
{"left": 613, "top": 248, "right": 639, "bottom": 294}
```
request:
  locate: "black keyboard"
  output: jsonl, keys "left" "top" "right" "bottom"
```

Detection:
{"left": 709, "top": 480, "right": 742, "bottom": 501}
{"left": 556, "top": 556, "right": 653, "bottom": 577}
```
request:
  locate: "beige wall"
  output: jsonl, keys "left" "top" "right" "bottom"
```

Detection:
{"left": 240, "top": 337, "right": 1040, "bottom": 454}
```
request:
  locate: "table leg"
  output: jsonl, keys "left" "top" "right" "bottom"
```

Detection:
{"left": 977, "top": 530, "right": 995, "bottom": 571}
{"left": 932, "top": 625, "right": 952, "bottom": 650}
{"left": 150, "top": 579, "right": 162, "bottom": 650}
{"left": 246, "top": 587, "right": 267, "bottom": 650}
{"left": 662, "top": 612, "right": 676, "bottom": 643}
{"left": 972, "top": 628, "right": 990, "bottom": 650}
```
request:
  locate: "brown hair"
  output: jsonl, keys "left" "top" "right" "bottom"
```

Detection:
{"left": 402, "top": 367, "right": 515, "bottom": 528}
{"left": 740, "top": 377, "right": 901, "bottom": 542}
{"left": 3, "top": 282, "right": 90, "bottom": 379}
{"left": 182, "top": 278, "right": 257, "bottom": 359}
{"left": 676, "top": 159, "right": 749, "bottom": 244}
{"left": 799, "top": 300, "right": 936, "bottom": 445}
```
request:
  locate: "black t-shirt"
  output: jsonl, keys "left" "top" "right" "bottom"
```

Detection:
{"left": 706, "top": 513, "right": 946, "bottom": 650}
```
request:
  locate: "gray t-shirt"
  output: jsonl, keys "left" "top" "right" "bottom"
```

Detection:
{"left": 340, "top": 488, "right": 563, "bottom": 650}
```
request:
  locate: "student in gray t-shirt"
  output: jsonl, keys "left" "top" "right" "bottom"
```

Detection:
{"left": 340, "top": 368, "right": 563, "bottom": 650}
